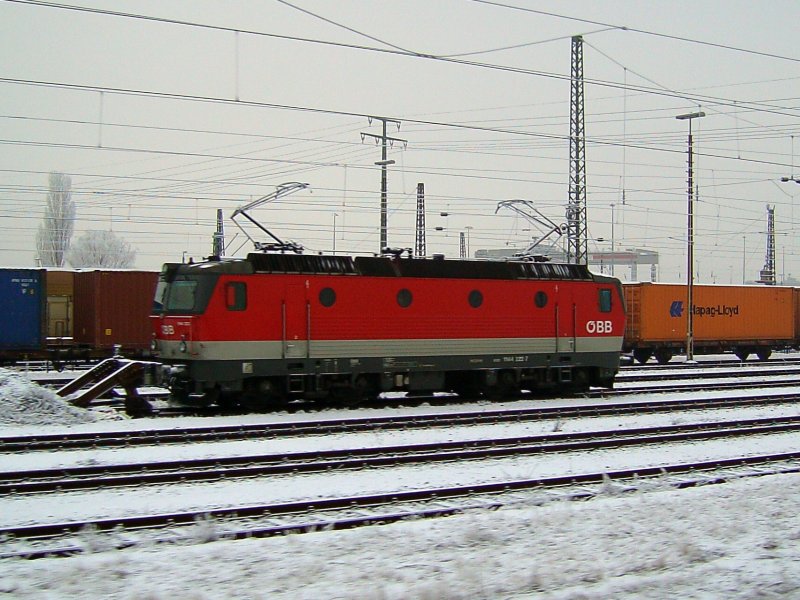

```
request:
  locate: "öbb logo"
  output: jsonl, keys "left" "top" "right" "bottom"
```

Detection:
{"left": 586, "top": 320, "right": 613, "bottom": 334}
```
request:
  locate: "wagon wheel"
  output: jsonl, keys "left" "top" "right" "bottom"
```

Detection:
{"left": 654, "top": 349, "right": 673, "bottom": 365}
{"left": 755, "top": 348, "right": 772, "bottom": 361}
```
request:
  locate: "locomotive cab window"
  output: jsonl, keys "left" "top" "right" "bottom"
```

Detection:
{"left": 155, "top": 271, "right": 219, "bottom": 315}
{"left": 165, "top": 280, "right": 199, "bottom": 311}
{"left": 225, "top": 281, "right": 247, "bottom": 311}
{"left": 598, "top": 288, "right": 612, "bottom": 313}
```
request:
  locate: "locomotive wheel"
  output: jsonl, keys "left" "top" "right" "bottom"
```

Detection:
{"left": 448, "top": 372, "right": 482, "bottom": 399}
{"left": 215, "top": 392, "right": 240, "bottom": 410}
{"left": 241, "top": 378, "right": 287, "bottom": 411}
{"left": 329, "top": 375, "right": 378, "bottom": 406}
{"left": 168, "top": 376, "right": 191, "bottom": 405}
{"left": 654, "top": 349, "right": 673, "bottom": 365}
{"left": 569, "top": 368, "right": 591, "bottom": 393}
{"left": 756, "top": 348, "right": 772, "bottom": 361}
{"left": 201, "top": 386, "right": 221, "bottom": 406}
{"left": 483, "top": 371, "right": 519, "bottom": 401}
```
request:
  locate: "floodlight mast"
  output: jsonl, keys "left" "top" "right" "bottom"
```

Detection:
{"left": 230, "top": 182, "right": 309, "bottom": 253}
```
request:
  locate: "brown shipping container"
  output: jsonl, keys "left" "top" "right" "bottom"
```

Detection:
{"left": 45, "top": 270, "right": 75, "bottom": 338}
{"left": 45, "top": 270, "right": 75, "bottom": 297}
{"left": 73, "top": 270, "right": 159, "bottom": 351}
{"left": 624, "top": 282, "right": 795, "bottom": 346}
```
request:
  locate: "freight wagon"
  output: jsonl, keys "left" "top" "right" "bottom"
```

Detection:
{"left": 0, "top": 268, "right": 158, "bottom": 366}
{"left": 623, "top": 282, "right": 796, "bottom": 363}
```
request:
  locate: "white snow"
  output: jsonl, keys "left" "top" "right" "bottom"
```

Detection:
{"left": 0, "top": 474, "right": 797, "bottom": 599}
{"left": 0, "top": 364, "right": 799, "bottom": 598}
{"left": 0, "top": 368, "right": 104, "bottom": 426}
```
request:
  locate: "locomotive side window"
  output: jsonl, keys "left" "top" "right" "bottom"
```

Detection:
{"left": 534, "top": 291, "right": 548, "bottom": 308}
{"left": 225, "top": 282, "right": 247, "bottom": 311}
{"left": 319, "top": 287, "right": 336, "bottom": 307}
{"left": 599, "top": 288, "right": 612, "bottom": 313}
{"left": 397, "top": 288, "right": 413, "bottom": 308}
{"left": 468, "top": 290, "right": 483, "bottom": 308}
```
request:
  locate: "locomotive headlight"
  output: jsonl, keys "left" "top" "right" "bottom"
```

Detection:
{"left": 179, "top": 335, "right": 188, "bottom": 353}
{"left": 150, "top": 338, "right": 158, "bottom": 352}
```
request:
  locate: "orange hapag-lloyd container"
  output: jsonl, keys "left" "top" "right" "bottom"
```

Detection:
{"left": 623, "top": 282, "right": 794, "bottom": 363}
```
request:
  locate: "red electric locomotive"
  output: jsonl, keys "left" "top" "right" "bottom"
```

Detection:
{"left": 150, "top": 251, "right": 625, "bottom": 407}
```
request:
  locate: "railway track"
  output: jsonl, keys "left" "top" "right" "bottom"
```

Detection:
{"left": 615, "top": 364, "right": 800, "bottom": 383}
{"left": 18, "top": 358, "right": 800, "bottom": 406}
{"left": 3, "top": 391, "right": 799, "bottom": 453}
{"left": 3, "top": 451, "right": 798, "bottom": 560}
{"left": 88, "top": 376, "right": 800, "bottom": 418}
{"left": 621, "top": 355, "right": 800, "bottom": 369}
{"left": 2, "top": 415, "right": 799, "bottom": 495}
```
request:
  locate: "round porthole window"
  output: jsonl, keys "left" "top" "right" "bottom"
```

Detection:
{"left": 319, "top": 287, "right": 336, "bottom": 307}
{"left": 468, "top": 290, "right": 483, "bottom": 308}
{"left": 397, "top": 288, "right": 413, "bottom": 308}
{"left": 534, "top": 290, "right": 548, "bottom": 308}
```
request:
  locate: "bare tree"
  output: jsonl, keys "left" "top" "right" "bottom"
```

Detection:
{"left": 67, "top": 230, "right": 136, "bottom": 268}
{"left": 36, "top": 172, "right": 76, "bottom": 267}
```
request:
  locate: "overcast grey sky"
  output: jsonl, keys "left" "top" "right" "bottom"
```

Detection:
{"left": 1, "top": 0, "right": 798, "bottom": 282}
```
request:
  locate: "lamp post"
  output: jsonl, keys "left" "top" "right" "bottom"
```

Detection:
{"left": 332, "top": 213, "right": 338, "bottom": 255}
{"left": 742, "top": 236, "right": 746, "bottom": 284}
{"left": 676, "top": 111, "right": 705, "bottom": 362}
{"left": 609, "top": 203, "right": 615, "bottom": 276}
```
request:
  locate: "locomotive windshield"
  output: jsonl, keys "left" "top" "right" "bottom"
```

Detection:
{"left": 152, "top": 265, "right": 219, "bottom": 315}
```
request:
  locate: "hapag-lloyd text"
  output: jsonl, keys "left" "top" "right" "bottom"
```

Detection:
{"left": 692, "top": 304, "right": 740, "bottom": 317}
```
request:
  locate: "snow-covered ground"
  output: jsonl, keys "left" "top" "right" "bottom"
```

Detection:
{"left": 0, "top": 367, "right": 799, "bottom": 598}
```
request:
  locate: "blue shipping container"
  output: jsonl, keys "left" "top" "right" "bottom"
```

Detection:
{"left": 0, "top": 268, "right": 46, "bottom": 350}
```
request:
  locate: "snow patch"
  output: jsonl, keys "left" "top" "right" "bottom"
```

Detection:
{"left": 0, "top": 368, "right": 103, "bottom": 425}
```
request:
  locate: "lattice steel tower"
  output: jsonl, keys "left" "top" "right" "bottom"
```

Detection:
{"left": 567, "top": 35, "right": 588, "bottom": 265}
{"left": 759, "top": 205, "right": 776, "bottom": 285}
{"left": 212, "top": 208, "right": 225, "bottom": 257}
{"left": 415, "top": 183, "right": 426, "bottom": 257}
